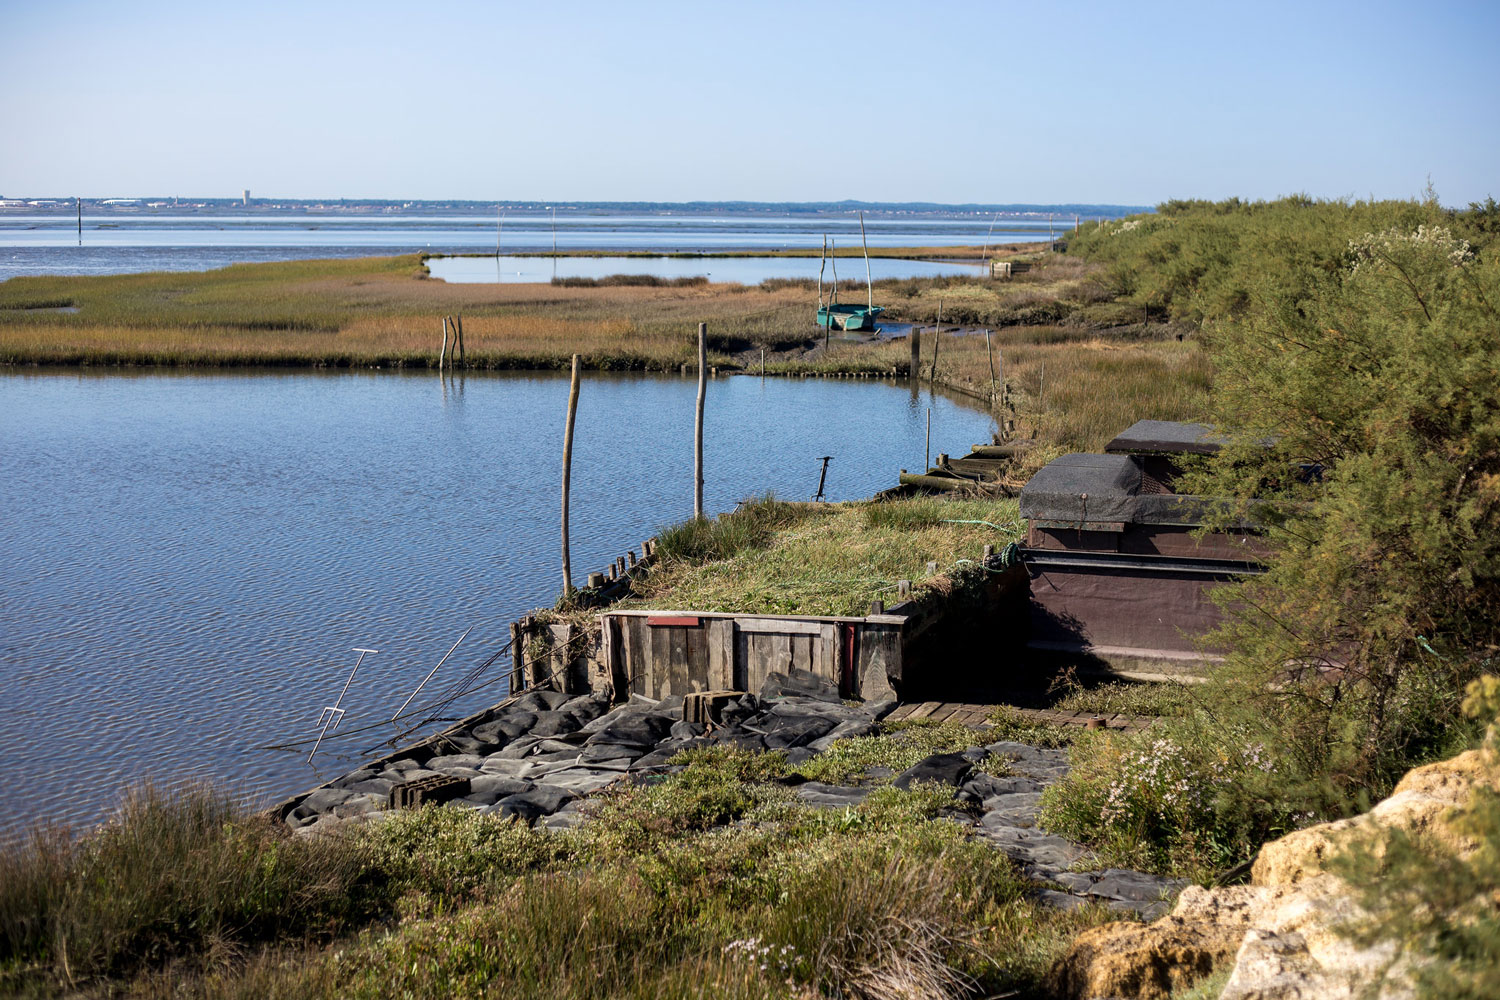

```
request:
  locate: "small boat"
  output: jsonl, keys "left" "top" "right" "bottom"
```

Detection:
{"left": 817, "top": 303, "right": 885, "bottom": 331}
{"left": 815, "top": 211, "right": 884, "bottom": 335}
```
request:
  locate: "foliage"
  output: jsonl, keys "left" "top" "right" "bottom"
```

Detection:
{"left": 792, "top": 720, "right": 1005, "bottom": 784}
{"left": 1329, "top": 678, "right": 1500, "bottom": 999}
{"left": 0, "top": 784, "right": 370, "bottom": 990}
{"left": 1050, "top": 196, "right": 1500, "bottom": 876}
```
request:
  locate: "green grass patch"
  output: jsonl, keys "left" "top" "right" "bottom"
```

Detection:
{"left": 624, "top": 495, "right": 1023, "bottom": 618}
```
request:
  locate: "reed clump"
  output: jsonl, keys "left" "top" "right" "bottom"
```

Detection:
{"left": 0, "top": 745, "right": 1114, "bottom": 998}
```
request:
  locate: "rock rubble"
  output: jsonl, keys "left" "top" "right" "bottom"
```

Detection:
{"left": 278, "top": 670, "right": 1184, "bottom": 913}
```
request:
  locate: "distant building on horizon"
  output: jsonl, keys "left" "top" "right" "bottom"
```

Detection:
{"left": 242, "top": 189, "right": 250, "bottom": 206}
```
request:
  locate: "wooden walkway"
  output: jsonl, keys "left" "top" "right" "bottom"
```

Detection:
{"left": 885, "top": 700, "right": 1155, "bottom": 731}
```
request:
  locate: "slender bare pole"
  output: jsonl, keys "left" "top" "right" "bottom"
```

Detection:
{"left": 561, "top": 354, "right": 581, "bottom": 595}
{"left": 694, "top": 323, "right": 707, "bottom": 519}
{"left": 76, "top": 197, "right": 82, "bottom": 246}
{"left": 817, "top": 234, "right": 827, "bottom": 311}
{"left": 496, "top": 208, "right": 505, "bottom": 256}
{"left": 456, "top": 314, "right": 465, "bottom": 365}
{"left": 859, "top": 211, "right": 872, "bottom": 310}
{"left": 439, "top": 316, "right": 450, "bottom": 370}
{"left": 391, "top": 626, "right": 473, "bottom": 720}
{"left": 986, "top": 328, "right": 996, "bottom": 402}
{"left": 930, "top": 300, "right": 942, "bottom": 380}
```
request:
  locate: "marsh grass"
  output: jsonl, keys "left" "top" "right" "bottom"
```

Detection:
{"left": 0, "top": 783, "right": 369, "bottom": 991}
{"left": 2, "top": 740, "right": 1119, "bottom": 999}
{"left": 622, "top": 496, "right": 1024, "bottom": 618}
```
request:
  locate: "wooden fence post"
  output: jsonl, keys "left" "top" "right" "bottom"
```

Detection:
{"left": 694, "top": 323, "right": 707, "bottom": 519}
{"left": 561, "top": 354, "right": 581, "bottom": 595}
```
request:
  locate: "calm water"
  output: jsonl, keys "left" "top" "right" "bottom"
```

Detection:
{"left": 0, "top": 370, "right": 996, "bottom": 836}
{"left": 0, "top": 211, "right": 1065, "bottom": 280}
{"left": 427, "top": 254, "right": 986, "bottom": 284}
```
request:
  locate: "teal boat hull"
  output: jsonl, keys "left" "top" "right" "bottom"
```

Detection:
{"left": 817, "top": 304, "right": 885, "bottom": 332}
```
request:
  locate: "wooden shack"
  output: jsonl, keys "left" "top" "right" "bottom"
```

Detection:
{"left": 1018, "top": 420, "right": 1269, "bottom": 678}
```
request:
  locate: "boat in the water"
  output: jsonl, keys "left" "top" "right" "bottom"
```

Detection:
{"left": 816, "top": 211, "right": 884, "bottom": 335}
{"left": 817, "top": 302, "right": 885, "bottom": 331}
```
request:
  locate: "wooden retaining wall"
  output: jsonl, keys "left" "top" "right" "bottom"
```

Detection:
{"left": 509, "top": 561, "right": 1029, "bottom": 704}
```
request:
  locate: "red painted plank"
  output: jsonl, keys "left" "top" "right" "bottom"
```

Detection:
{"left": 647, "top": 616, "right": 701, "bottom": 627}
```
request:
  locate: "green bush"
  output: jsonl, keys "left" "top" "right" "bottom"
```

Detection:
{"left": 0, "top": 784, "right": 369, "bottom": 989}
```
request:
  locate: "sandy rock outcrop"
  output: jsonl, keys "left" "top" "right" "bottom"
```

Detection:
{"left": 1048, "top": 750, "right": 1491, "bottom": 1000}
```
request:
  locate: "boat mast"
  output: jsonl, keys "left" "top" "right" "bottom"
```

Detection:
{"left": 860, "top": 211, "right": 872, "bottom": 310}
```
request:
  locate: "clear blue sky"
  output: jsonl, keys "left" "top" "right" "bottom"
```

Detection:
{"left": 2, "top": 0, "right": 1495, "bottom": 206}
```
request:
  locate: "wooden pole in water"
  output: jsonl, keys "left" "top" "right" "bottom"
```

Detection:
{"left": 760, "top": 347, "right": 766, "bottom": 377}
{"left": 561, "top": 354, "right": 581, "bottom": 595}
{"left": 456, "top": 314, "right": 465, "bottom": 365}
{"left": 930, "top": 300, "right": 942, "bottom": 380}
{"left": 859, "top": 211, "right": 872, "bottom": 311}
{"left": 910, "top": 325, "right": 920, "bottom": 378}
{"left": 439, "top": 317, "right": 450, "bottom": 370}
{"left": 76, "top": 197, "right": 82, "bottom": 246}
{"left": 496, "top": 208, "right": 505, "bottom": 256}
{"left": 985, "top": 328, "right": 996, "bottom": 402}
{"left": 694, "top": 323, "right": 707, "bottom": 519}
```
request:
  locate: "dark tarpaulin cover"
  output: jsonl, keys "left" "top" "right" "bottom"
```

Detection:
{"left": 1019, "top": 453, "right": 1141, "bottom": 523}
{"left": 1104, "top": 419, "right": 1226, "bottom": 455}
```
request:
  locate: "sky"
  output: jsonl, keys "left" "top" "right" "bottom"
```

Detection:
{"left": 1, "top": 0, "right": 1496, "bottom": 206}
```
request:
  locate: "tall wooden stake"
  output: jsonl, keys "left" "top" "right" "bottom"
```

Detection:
{"left": 456, "top": 314, "right": 465, "bottom": 365}
{"left": 910, "top": 326, "right": 920, "bottom": 378}
{"left": 985, "top": 328, "right": 996, "bottom": 402}
{"left": 817, "top": 234, "right": 827, "bottom": 311}
{"left": 930, "top": 300, "right": 942, "bottom": 380}
{"left": 760, "top": 347, "right": 766, "bottom": 377}
{"left": 694, "top": 323, "right": 707, "bottom": 519}
{"left": 439, "top": 316, "right": 450, "bottom": 370}
{"left": 76, "top": 197, "right": 82, "bottom": 246}
{"left": 859, "top": 211, "right": 872, "bottom": 310}
{"left": 496, "top": 208, "right": 505, "bottom": 256}
{"left": 561, "top": 354, "right": 582, "bottom": 595}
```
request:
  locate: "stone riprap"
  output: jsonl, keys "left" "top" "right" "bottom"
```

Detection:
{"left": 276, "top": 671, "right": 1184, "bottom": 915}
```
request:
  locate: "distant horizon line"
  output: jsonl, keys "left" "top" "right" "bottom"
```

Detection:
{"left": 0, "top": 195, "right": 1153, "bottom": 216}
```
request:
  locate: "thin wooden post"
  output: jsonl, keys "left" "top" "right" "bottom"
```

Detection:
{"left": 925, "top": 406, "right": 931, "bottom": 470}
{"left": 1038, "top": 363, "right": 1046, "bottom": 412}
{"left": 76, "top": 197, "right": 82, "bottom": 246}
{"left": 456, "top": 314, "right": 465, "bottom": 365}
{"left": 561, "top": 354, "right": 581, "bottom": 595}
{"left": 694, "top": 323, "right": 707, "bottom": 519}
{"left": 929, "top": 300, "right": 942, "bottom": 380}
{"left": 439, "top": 317, "right": 450, "bottom": 370}
{"left": 760, "top": 347, "right": 766, "bottom": 377}
{"left": 817, "top": 234, "right": 826, "bottom": 311}
{"left": 909, "top": 326, "right": 920, "bottom": 378}
{"left": 985, "top": 328, "right": 996, "bottom": 402}
{"left": 859, "top": 210, "right": 872, "bottom": 310}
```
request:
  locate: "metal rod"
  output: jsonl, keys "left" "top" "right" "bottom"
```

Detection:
{"left": 309, "top": 648, "right": 377, "bottom": 763}
{"left": 814, "top": 456, "right": 833, "bottom": 501}
{"left": 391, "top": 626, "right": 473, "bottom": 721}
